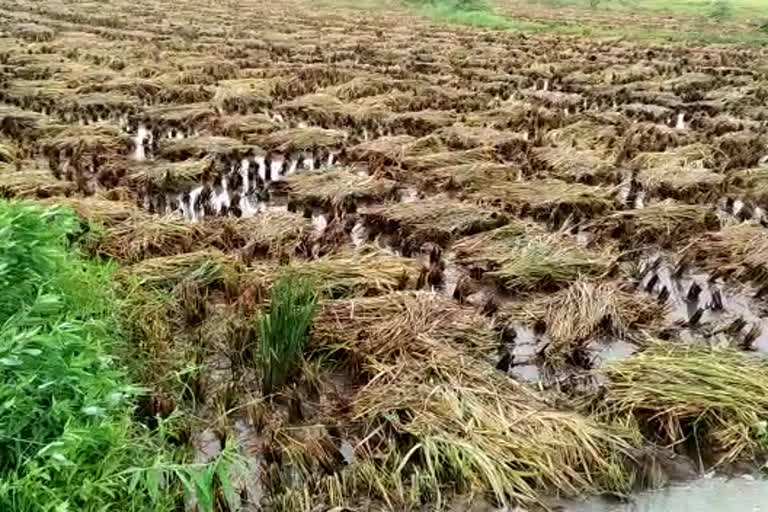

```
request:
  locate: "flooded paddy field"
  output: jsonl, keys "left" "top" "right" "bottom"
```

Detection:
{"left": 2, "top": 0, "right": 768, "bottom": 509}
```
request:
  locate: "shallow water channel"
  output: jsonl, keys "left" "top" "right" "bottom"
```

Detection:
{"left": 555, "top": 475, "right": 768, "bottom": 512}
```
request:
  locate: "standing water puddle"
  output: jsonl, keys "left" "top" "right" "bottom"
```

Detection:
{"left": 555, "top": 475, "right": 768, "bottom": 512}
{"left": 638, "top": 254, "right": 768, "bottom": 354}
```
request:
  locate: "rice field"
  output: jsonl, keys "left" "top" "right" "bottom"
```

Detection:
{"left": 3, "top": 0, "right": 768, "bottom": 509}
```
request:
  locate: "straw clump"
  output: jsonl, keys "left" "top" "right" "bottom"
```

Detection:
{"left": 39, "top": 197, "right": 141, "bottom": 226}
{"left": 726, "top": 165, "right": 768, "bottom": 207}
{"left": 455, "top": 223, "right": 614, "bottom": 292}
{"left": 402, "top": 146, "right": 497, "bottom": 173}
{"left": 127, "top": 157, "right": 213, "bottom": 192}
{"left": 308, "top": 291, "right": 641, "bottom": 506}
{"left": 544, "top": 119, "right": 620, "bottom": 153}
{"left": 0, "top": 164, "right": 76, "bottom": 199}
{"left": 686, "top": 223, "right": 768, "bottom": 284}
{"left": 133, "top": 102, "right": 217, "bottom": 131}
{"left": 599, "top": 342, "right": 768, "bottom": 464}
{"left": 634, "top": 162, "right": 724, "bottom": 201}
{"left": 618, "top": 122, "right": 695, "bottom": 160}
{"left": 434, "top": 124, "right": 529, "bottom": 154}
{"left": 216, "top": 114, "right": 279, "bottom": 139}
{"left": 507, "top": 281, "right": 665, "bottom": 365}
{"left": 584, "top": 201, "right": 720, "bottom": 249}
{"left": 361, "top": 197, "right": 508, "bottom": 254}
{"left": 261, "top": 249, "right": 422, "bottom": 299}
{"left": 416, "top": 162, "right": 519, "bottom": 192}
{"left": 0, "top": 139, "right": 17, "bottom": 164}
{"left": 157, "top": 135, "right": 250, "bottom": 161}
{"left": 213, "top": 78, "right": 275, "bottom": 113}
{"left": 0, "top": 106, "right": 48, "bottom": 140}
{"left": 121, "top": 249, "right": 239, "bottom": 290}
{"left": 42, "top": 123, "right": 132, "bottom": 161}
{"left": 349, "top": 134, "right": 418, "bottom": 169}
{"left": 715, "top": 130, "right": 768, "bottom": 170}
{"left": 285, "top": 167, "right": 398, "bottom": 213}
{"left": 532, "top": 146, "right": 617, "bottom": 184}
{"left": 257, "top": 126, "right": 347, "bottom": 152}
{"left": 96, "top": 210, "right": 310, "bottom": 263}
{"left": 471, "top": 178, "right": 617, "bottom": 225}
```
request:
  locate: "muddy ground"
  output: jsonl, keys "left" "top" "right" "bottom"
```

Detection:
{"left": 2, "top": 0, "right": 768, "bottom": 510}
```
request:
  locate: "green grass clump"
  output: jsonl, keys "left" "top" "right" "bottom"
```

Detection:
{"left": 259, "top": 274, "right": 318, "bottom": 396}
{"left": 708, "top": 0, "right": 733, "bottom": 19}
{"left": 406, "top": 0, "right": 514, "bottom": 28}
{"left": 0, "top": 200, "right": 218, "bottom": 511}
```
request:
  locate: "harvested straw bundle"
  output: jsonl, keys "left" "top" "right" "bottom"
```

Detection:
{"left": 402, "top": 146, "right": 497, "bottom": 173}
{"left": 38, "top": 197, "right": 140, "bottom": 226}
{"left": 532, "top": 146, "right": 617, "bottom": 184}
{"left": 96, "top": 210, "right": 310, "bottom": 263}
{"left": 309, "top": 292, "right": 641, "bottom": 505}
{"left": 258, "top": 127, "right": 347, "bottom": 152}
{"left": 0, "top": 165, "right": 76, "bottom": 199}
{"left": 584, "top": 201, "right": 719, "bottom": 249}
{"left": 455, "top": 223, "right": 614, "bottom": 292}
{"left": 544, "top": 119, "right": 619, "bottom": 152}
{"left": 126, "top": 158, "right": 213, "bottom": 192}
{"left": 259, "top": 248, "right": 422, "bottom": 299}
{"left": 601, "top": 341, "right": 768, "bottom": 464}
{"left": 415, "top": 162, "right": 519, "bottom": 192}
{"left": 471, "top": 178, "right": 617, "bottom": 224}
{"left": 213, "top": 78, "right": 275, "bottom": 113}
{"left": 362, "top": 197, "right": 507, "bottom": 254}
{"left": 123, "top": 249, "right": 239, "bottom": 290}
{"left": 42, "top": 123, "right": 132, "bottom": 159}
{"left": 157, "top": 136, "right": 248, "bottom": 161}
{"left": 285, "top": 167, "right": 398, "bottom": 213}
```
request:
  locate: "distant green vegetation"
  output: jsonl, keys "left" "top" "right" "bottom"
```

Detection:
{"left": 526, "top": 0, "right": 759, "bottom": 17}
{"left": 404, "top": 0, "right": 515, "bottom": 28}
{"left": 0, "top": 201, "right": 234, "bottom": 511}
{"left": 401, "top": 0, "right": 768, "bottom": 44}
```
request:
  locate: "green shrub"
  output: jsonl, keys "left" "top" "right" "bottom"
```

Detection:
{"left": 258, "top": 274, "right": 317, "bottom": 396}
{"left": 0, "top": 200, "right": 194, "bottom": 511}
{"left": 708, "top": 0, "right": 732, "bottom": 20}
{"left": 407, "top": 0, "right": 488, "bottom": 11}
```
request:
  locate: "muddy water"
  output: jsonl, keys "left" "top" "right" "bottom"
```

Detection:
{"left": 555, "top": 475, "right": 768, "bottom": 512}
{"left": 638, "top": 254, "right": 768, "bottom": 354}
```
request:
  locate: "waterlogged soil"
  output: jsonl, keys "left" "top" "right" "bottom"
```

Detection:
{"left": 4, "top": 0, "right": 768, "bottom": 508}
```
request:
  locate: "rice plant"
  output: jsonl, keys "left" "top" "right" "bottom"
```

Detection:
{"left": 600, "top": 341, "right": 768, "bottom": 464}
{"left": 258, "top": 274, "right": 318, "bottom": 396}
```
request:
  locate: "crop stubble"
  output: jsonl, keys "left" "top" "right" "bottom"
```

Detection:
{"left": 3, "top": 0, "right": 768, "bottom": 509}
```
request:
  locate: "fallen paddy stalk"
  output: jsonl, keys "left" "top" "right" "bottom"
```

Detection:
{"left": 361, "top": 197, "right": 508, "bottom": 255}
{"left": 455, "top": 223, "right": 615, "bottom": 292}
{"left": 583, "top": 201, "right": 720, "bottom": 249}
{"left": 95, "top": 210, "right": 310, "bottom": 263}
{"left": 598, "top": 341, "right": 768, "bottom": 464}
{"left": 304, "top": 292, "right": 643, "bottom": 507}
{"left": 504, "top": 280, "right": 665, "bottom": 367}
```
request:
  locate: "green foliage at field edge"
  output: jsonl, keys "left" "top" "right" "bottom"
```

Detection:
{"left": 0, "top": 200, "right": 234, "bottom": 511}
